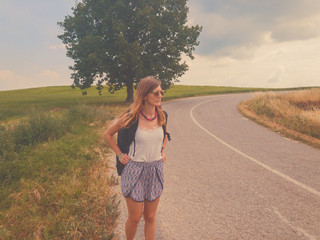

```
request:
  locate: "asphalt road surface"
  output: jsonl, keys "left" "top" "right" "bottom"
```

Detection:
{"left": 113, "top": 93, "right": 320, "bottom": 240}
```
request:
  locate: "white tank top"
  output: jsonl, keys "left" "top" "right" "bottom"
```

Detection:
{"left": 128, "top": 126, "right": 164, "bottom": 162}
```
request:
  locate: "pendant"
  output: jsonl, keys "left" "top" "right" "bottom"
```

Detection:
{"left": 140, "top": 110, "right": 157, "bottom": 121}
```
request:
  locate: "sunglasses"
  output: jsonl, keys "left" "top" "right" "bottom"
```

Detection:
{"left": 149, "top": 90, "right": 165, "bottom": 97}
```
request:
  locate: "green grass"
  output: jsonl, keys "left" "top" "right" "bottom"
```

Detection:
{"left": 164, "top": 85, "right": 262, "bottom": 99}
{"left": 0, "top": 84, "right": 303, "bottom": 122}
{"left": 0, "top": 104, "right": 117, "bottom": 239}
{"left": 0, "top": 86, "right": 128, "bottom": 121}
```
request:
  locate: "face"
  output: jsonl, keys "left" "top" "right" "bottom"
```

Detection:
{"left": 144, "top": 85, "right": 164, "bottom": 107}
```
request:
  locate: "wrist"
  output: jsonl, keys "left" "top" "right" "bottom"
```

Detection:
{"left": 119, "top": 153, "right": 125, "bottom": 159}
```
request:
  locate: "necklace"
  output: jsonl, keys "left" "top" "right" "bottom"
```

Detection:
{"left": 140, "top": 110, "right": 157, "bottom": 121}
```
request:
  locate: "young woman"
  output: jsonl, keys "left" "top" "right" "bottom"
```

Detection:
{"left": 104, "top": 76, "right": 169, "bottom": 240}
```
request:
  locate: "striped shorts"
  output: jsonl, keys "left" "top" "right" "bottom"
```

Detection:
{"left": 121, "top": 160, "right": 164, "bottom": 202}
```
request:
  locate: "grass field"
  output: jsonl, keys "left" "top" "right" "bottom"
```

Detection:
{"left": 0, "top": 84, "right": 292, "bottom": 122}
{"left": 0, "top": 84, "right": 305, "bottom": 239}
{"left": 238, "top": 88, "right": 320, "bottom": 149}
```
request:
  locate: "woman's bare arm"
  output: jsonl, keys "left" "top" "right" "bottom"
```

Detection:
{"left": 162, "top": 134, "right": 168, "bottom": 154}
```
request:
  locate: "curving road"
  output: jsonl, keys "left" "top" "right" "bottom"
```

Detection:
{"left": 114, "top": 93, "right": 320, "bottom": 240}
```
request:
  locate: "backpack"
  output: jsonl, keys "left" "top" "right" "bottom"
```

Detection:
{"left": 116, "top": 111, "right": 170, "bottom": 176}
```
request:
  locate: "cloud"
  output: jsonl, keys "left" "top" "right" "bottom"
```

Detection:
{"left": 37, "top": 70, "right": 60, "bottom": 81}
{"left": 0, "top": 70, "right": 28, "bottom": 90}
{"left": 268, "top": 67, "right": 284, "bottom": 84}
{"left": 272, "top": 14, "right": 320, "bottom": 41}
{"left": 188, "top": 0, "right": 320, "bottom": 58}
{"left": 0, "top": 70, "right": 16, "bottom": 81}
{"left": 48, "top": 44, "right": 66, "bottom": 50}
{"left": 181, "top": 36, "right": 320, "bottom": 88}
{"left": 0, "top": 69, "right": 64, "bottom": 91}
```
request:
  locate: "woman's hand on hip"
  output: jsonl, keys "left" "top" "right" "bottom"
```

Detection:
{"left": 161, "top": 153, "right": 167, "bottom": 163}
{"left": 120, "top": 154, "right": 131, "bottom": 164}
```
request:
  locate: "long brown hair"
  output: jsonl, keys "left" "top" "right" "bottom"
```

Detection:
{"left": 121, "top": 76, "right": 166, "bottom": 128}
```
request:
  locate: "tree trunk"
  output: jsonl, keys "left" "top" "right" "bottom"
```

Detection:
{"left": 125, "top": 82, "right": 134, "bottom": 103}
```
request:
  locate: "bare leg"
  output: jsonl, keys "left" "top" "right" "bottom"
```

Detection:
{"left": 125, "top": 197, "right": 144, "bottom": 240}
{"left": 144, "top": 197, "right": 160, "bottom": 240}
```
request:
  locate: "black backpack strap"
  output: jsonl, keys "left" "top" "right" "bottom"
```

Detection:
{"left": 116, "top": 116, "right": 139, "bottom": 176}
{"left": 163, "top": 110, "right": 168, "bottom": 123}
{"left": 162, "top": 110, "right": 171, "bottom": 141}
{"left": 162, "top": 125, "right": 171, "bottom": 141}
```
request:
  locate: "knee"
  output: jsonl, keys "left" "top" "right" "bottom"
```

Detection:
{"left": 127, "top": 213, "right": 142, "bottom": 225}
{"left": 144, "top": 212, "right": 156, "bottom": 224}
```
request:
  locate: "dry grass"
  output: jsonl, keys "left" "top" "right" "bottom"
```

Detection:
{"left": 279, "top": 88, "right": 320, "bottom": 108}
{"left": 238, "top": 88, "right": 320, "bottom": 149}
{"left": 2, "top": 141, "right": 120, "bottom": 240}
{"left": 0, "top": 105, "right": 130, "bottom": 239}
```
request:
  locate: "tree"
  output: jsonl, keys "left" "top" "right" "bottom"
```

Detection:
{"left": 58, "top": 0, "right": 202, "bottom": 102}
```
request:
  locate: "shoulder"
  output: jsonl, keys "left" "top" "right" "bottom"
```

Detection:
{"left": 119, "top": 112, "right": 139, "bottom": 131}
{"left": 106, "top": 112, "right": 129, "bottom": 134}
{"left": 118, "top": 112, "right": 129, "bottom": 125}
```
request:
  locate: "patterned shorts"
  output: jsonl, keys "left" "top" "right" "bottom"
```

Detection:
{"left": 121, "top": 160, "right": 164, "bottom": 202}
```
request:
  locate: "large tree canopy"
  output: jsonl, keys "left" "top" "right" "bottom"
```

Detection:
{"left": 58, "top": 0, "right": 202, "bottom": 102}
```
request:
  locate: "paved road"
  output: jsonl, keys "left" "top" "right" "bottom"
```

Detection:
{"left": 114, "top": 93, "right": 320, "bottom": 240}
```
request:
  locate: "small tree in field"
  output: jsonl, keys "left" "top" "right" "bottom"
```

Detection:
{"left": 58, "top": 0, "right": 202, "bottom": 102}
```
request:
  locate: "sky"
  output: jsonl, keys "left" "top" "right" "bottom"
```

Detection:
{"left": 1, "top": 0, "right": 320, "bottom": 91}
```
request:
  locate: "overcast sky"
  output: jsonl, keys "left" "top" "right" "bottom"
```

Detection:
{"left": 1, "top": 0, "right": 320, "bottom": 91}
